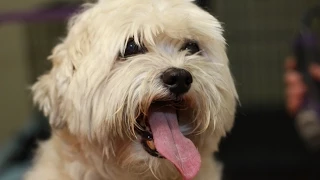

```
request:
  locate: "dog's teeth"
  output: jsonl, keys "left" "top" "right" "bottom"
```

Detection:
{"left": 146, "top": 140, "right": 155, "bottom": 150}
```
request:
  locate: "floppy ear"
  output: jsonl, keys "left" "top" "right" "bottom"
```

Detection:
{"left": 32, "top": 43, "right": 74, "bottom": 128}
{"left": 32, "top": 2, "right": 97, "bottom": 129}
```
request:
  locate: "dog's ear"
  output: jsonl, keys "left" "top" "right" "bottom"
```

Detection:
{"left": 32, "top": 4, "right": 94, "bottom": 129}
{"left": 32, "top": 43, "right": 74, "bottom": 128}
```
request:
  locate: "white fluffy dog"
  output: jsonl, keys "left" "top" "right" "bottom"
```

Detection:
{"left": 25, "top": 0, "right": 238, "bottom": 179}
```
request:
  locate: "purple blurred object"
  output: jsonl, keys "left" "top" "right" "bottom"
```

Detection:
{"left": 0, "top": 5, "right": 79, "bottom": 24}
{"left": 294, "top": 5, "right": 320, "bottom": 106}
{"left": 294, "top": 5, "right": 320, "bottom": 151}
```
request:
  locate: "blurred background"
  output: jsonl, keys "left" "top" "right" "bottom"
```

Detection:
{"left": 0, "top": 0, "right": 319, "bottom": 179}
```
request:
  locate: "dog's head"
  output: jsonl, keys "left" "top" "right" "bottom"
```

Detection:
{"left": 32, "top": 0, "right": 237, "bottom": 179}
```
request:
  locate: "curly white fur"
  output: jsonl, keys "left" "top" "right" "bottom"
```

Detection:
{"left": 25, "top": 0, "right": 238, "bottom": 179}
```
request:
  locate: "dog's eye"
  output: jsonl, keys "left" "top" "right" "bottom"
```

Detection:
{"left": 123, "top": 38, "right": 146, "bottom": 58}
{"left": 180, "top": 41, "right": 200, "bottom": 55}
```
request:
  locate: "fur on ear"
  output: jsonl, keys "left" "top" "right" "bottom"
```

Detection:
{"left": 32, "top": 43, "right": 74, "bottom": 128}
{"left": 32, "top": 3, "right": 93, "bottom": 129}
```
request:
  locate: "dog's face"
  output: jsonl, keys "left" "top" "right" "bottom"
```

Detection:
{"left": 32, "top": 0, "right": 237, "bottom": 179}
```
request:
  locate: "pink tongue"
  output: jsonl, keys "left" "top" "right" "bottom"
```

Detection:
{"left": 148, "top": 105, "right": 201, "bottom": 180}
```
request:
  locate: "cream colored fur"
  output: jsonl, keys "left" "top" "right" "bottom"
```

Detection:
{"left": 24, "top": 0, "right": 238, "bottom": 179}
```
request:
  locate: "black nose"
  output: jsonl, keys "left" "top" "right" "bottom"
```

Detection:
{"left": 161, "top": 68, "right": 193, "bottom": 95}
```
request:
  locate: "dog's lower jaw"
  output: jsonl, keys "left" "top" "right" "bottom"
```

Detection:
{"left": 24, "top": 130, "right": 223, "bottom": 180}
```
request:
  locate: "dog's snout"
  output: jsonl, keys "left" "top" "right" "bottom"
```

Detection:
{"left": 161, "top": 68, "right": 193, "bottom": 95}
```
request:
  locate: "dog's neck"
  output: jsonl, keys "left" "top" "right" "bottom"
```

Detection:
{"left": 50, "top": 128, "right": 182, "bottom": 180}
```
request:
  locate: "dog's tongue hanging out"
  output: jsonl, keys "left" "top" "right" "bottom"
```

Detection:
{"left": 148, "top": 104, "right": 201, "bottom": 180}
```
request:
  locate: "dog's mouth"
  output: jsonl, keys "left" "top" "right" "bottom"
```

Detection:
{"left": 135, "top": 101, "right": 201, "bottom": 180}
{"left": 135, "top": 101, "right": 184, "bottom": 158}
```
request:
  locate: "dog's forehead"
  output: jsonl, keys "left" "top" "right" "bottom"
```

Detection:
{"left": 149, "top": 0, "right": 196, "bottom": 11}
{"left": 100, "top": 0, "right": 196, "bottom": 10}
{"left": 93, "top": 0, "right": 222, "bottom": 41}
{"left": 66, "top": 0, "right": 225, "bottom": 57}
{"left": 103, "top": 0, "right": 198, "bottom": 24}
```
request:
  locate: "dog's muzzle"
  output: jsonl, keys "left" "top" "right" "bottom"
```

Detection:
{"left": 135, "top": 68, "right": 193, "bottom": 158}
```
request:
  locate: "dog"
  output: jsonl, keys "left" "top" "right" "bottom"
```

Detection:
{"left": 25, "top": 0, "right": 238, "bottom": 179}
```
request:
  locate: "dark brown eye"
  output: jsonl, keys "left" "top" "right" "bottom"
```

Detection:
{"left": 180, "top": 41, "right": 200, "bottom": 55}
{"left": 123, "top": 38, "right": 146, "bottom": 58}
